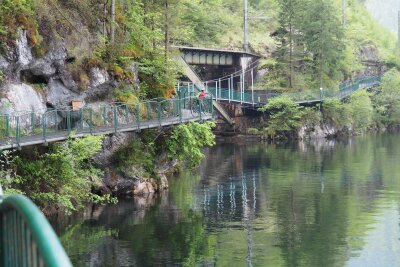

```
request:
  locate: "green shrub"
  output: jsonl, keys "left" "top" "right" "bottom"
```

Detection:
{"left": 113, "top": 85, "right": 140, "bottom": 105}
{"left": 302, "top": 107, "right": 321, "bottom": 129}
{"left": 347, "top": 90, "right": 373, "bottom": 133}
{"left": 247, "top": 128, "right": 260, "bottom": 135}
{"left": 167, "top": 121, "right": 216, "bottom": 168}
{"left": 258, "top": 95, "right": 305, "bottom": 138}
{"left": 372, "top": 68, "right": 400, "bottom": 127}
{"left": 0, "top": 0, "right": 39, "bottom": 50}
{"left": 111, "top": 135, "right": 156, "bottom": 178}
{"left": 322, "top": 98, "right": 350, "bottom": 129}
{"left": 3, "top": 135, "right": 114, "bottom": 213}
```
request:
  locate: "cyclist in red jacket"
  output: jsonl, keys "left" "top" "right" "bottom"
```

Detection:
{"left": 197, "top": 89, "right": 207, "bottom": 101}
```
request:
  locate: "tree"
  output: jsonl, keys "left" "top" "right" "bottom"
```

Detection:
{"left": 299, "top": 0, "right": 344, "bottom": 88}
{"left": 275, "top": 0, "right": 304, "bottom": 88}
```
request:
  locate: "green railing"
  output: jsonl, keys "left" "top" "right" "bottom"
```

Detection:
{"left": 177, "top": 75, "right": 382, "bottom": 105}
{"left": 0, "top": 97, "right": 213, "bottom": 149}
{"left": 0, "top": 193, "right": 72, "bottom": 266}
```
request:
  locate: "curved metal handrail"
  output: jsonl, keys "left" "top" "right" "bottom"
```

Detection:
{"left": 177, "top": 75, "right": 382, "bottom": 104}
{"left": 0, "top": 194, "right": 72, "bottom": 267}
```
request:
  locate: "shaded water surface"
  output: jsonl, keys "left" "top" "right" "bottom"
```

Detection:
{"left": 55, "top": 134, "right": 400, "bottom": 267}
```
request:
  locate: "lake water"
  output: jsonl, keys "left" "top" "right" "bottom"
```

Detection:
{"left": 55, "top": 134, "right": 400, "bottom": 267}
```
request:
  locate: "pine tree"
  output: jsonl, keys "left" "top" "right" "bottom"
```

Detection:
{"left": 275, "top": 0, "right": 304, "bottom": 89}
{"left": 300, "top": 0, "right": 344, "bottom": 88}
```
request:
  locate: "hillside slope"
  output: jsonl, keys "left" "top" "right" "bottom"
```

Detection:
{"left": 0, "top": 0, "right": 397, "bottom": 101}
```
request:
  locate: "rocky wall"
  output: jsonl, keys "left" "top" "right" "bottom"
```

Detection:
{"left": 0, "top": 30, "right": 137, "bottom": 114}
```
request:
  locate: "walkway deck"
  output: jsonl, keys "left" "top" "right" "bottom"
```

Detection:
{"left": 0, "top": 98, "right": 213, "bottom": 150}
{"left": 178, "top": 76, "right": 381, "bottom": 107}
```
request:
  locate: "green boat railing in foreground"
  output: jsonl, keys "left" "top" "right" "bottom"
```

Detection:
{"left": 0, "top": 192, "right": 72, "bottom": 267}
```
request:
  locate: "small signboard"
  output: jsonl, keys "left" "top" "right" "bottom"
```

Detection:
{"left": 72, "top": 100, "right": 83, "bottom": 111}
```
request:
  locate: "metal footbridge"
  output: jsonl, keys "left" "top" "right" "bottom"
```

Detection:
{"left": 178, "top": 75, "right": 381, "bottom": 107}
{"left": 175, "top": 52, "right": 381, "bottom": 124}
{"left": 0, "top": 97, "right": 213, "bottom": 150}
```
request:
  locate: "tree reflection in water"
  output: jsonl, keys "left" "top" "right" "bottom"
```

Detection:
{"left": 57, "top": 134, "right": 400, "bottom": 267}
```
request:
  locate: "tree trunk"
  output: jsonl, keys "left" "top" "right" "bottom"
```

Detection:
{"left": 103, "top": 0, "right": 109, "bottom": 40}
{"left": 164, "top": 0, "right": 170, "bottom": 60}
{"left": 289, "top": 23, "right": 293, "bottom": 89}
{"left": 111, "top": 0, "right": 116, "bottom": 44}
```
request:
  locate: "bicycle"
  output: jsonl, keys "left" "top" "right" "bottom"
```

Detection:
{"left": 190, "top": 98, "right": 208, "bottom": 115}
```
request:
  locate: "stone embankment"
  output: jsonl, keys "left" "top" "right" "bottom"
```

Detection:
{"left": 93, "top": 132, "right": 174, "bottom": 196}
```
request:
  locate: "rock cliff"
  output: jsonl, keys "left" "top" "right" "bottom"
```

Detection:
{"left": 0, "top": 30, "right": 170, "bottom": 197}
{"left": 0, "top": 30, "right": 129, "bottom": 114}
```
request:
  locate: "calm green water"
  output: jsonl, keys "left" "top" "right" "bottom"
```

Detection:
{"left": 55, "top": 134, "right": 400, "bottom": 267}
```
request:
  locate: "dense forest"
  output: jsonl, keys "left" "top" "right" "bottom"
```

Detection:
{"left": 0, "top": 0, "right": 398, "bottom": 96}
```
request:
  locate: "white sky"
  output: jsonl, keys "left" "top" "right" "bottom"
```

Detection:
{"left": 365, "top": 0, "right": 400, "bottom": 33}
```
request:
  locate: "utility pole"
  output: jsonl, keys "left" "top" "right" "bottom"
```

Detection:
{"left": 244, "top": 0, "right": 249, "bottom": 52}
{"left": 111, "top": 0, "right": 116, "bottom": 43}
{"left": 342, "top": 0, "right": 346, "bottom": 29}
{"left": 398, "top": 10, "right": 400, "bottom": 47}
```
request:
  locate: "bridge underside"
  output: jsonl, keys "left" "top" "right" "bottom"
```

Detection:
{"left": 177, "top": 46, "right": 260, "bottom": 85}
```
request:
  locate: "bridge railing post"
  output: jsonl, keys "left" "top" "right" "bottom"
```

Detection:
{"left": 218, "top": 78, "right": 221, "bottom": 99}
{"left": 31, "top": 111, "right": 35, "bottom": 135}
{"left": 113, "top": 106, "right": 118, "bottom": 133}
{"left": 231, "top": 74, "right": 234, "bottom": 102}
{"left": 208, "top": 98, "right": 214, "bottom": 118}
{"left": 136, "top": 104, "right": 141, "bottom": 131}
{"left": 16, "top": 116, "right": 20, "bottom": 148}
{"left": 54, "top": 110, "right": 58, "bottom": 132}
{"left": 320, "top": 88, "right": 324, "bottom": 101}
{"left": 124, "top": 105, "right": 129, "bottom": 125}
{"left": 42, "top": 113, "right": 47, "bottom": 145}
{"left": 228, "top": 77, "right": 231, "bottom": 102}
{"left": 178, "top": 98, "right": 182, "bottom": 123}
{"left": 89, "top": 108, "right": 93, "bottom": 134}
{"left": 251, "top": 69, "right": 254, "bottom": 105}
{"left": 215, "top": 81, "right": 218, "bottom": 101}
{"left": 67, "top": 109, "right": 71, "bottom": 134}
{"left": 5, "top": 113, "right": 10, "bottom": 138}
{"left": 240, "top": 73, "right": 243, "bottom": 104}
{"left": 199, "top": 100, "right": 202, "bottom": 122}
{"left": 79, "top": 109, "right": 83, "bottom": 131}
{"left": 157, "top": 101, "right": 162, "bottom": 127}
{"left": 146, "top": 102, "right": 151, "bottom": 120}
{"left": 101, "top": 106, "right": 107, "bottom": 126}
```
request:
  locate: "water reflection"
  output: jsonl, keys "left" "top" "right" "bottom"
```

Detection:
{"left": 56, "top": 134, "right": 400, "bottom": 267}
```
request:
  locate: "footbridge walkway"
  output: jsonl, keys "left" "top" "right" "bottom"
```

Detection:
{"left": 0, "top": 97, "right": 213, "bottom": 150}
{"left": 178, "top": 75, "right": 381, "bottom": 107}
{"left": 175, "top": 50, "right": 381, "bottom": 120}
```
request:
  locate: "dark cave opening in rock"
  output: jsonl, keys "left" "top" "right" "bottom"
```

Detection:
{"left": 20, "top": 70, "right": 48, "bottom": 84}
{"left": 65, "top": 57, "right": 76, "bottom": 64}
